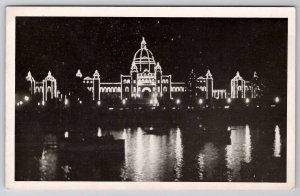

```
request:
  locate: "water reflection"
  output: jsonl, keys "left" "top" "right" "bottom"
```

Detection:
{"left": 174, "top": 128, "right": 183, "bottom": 181}
{"left": 225, "top": 124, "right": 252, "bottom": 181}
{"left": 17, "top": 122, "right": 285, "bottom": 182}
{"left": 39, "top": 148, "right": 58, "bottom": 180}
{"left": 273, "top": 125, "right": 281, "bottom": 157}
{"left": 197, "top": 142, "right": 219, "bottom": 181}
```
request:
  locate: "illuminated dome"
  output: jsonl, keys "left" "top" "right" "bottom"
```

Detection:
{"left": 133, "top": 37, "right": 156, "bottom": 73}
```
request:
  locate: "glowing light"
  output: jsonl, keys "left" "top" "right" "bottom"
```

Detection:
{"left": 64, "top": 131, "right": 69, "bottom": 138}
{"left": 64, "top": 99, "right": 68, "bottom": 105}
{"left": 245, "top": 98, "right": 250, "bottom": 104}
{"left": 97, "top": 127, "right": 102, "bottom": 137}
{"left": 174, "top": 128, "right": 183, "bottom": 181}
{"left": 273, "top": 125, "right": 281, "bottom": 157}
{"left": 176, "top": 99, "right": 181, "bottom": 105}
{"left": 19, "top": 101, "right": 23, "bottom": 105}
{"left": 42, "top": 100, "right": 45, "bottom": 106}
{"left": 198, "top": 99, "right": 203, "bottom": 105}
{"left": 244, "top": 124, "right": 252, "bottom": 163}
{"left": 275, "top": 97, "right": 280, "bottom": 103}
{"left": 24, "top": 96, "right": 30, "bottom": 101}
{"left": 122, "top": 99, "right": 126, "bottom": 105}
{"left": 97, "top": 100, "right": 101, "bottom": 106}
{"left": 16, "top": 103, "right": 19, "bottom": 106}
{"left": 149, "top": 100, "right": 153, "bottom": 104}
{"left": 38, "top": 102, "right": 40, "bottom": 106}
{"left": 79, "top": 100, "right": 82, "bottom": 104}
{"left": 227, "top": 98, "right": 231, "bottom": 104}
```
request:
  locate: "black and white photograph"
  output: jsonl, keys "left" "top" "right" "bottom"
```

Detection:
{"left": 5, "top": 7, "right": 295, "bottom": 190}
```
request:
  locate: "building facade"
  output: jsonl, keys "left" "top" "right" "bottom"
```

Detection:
{"left": 25, "top": 38, "right": 263, "bottom": 105}
{"left": 25, "top": 71, "right": 58, "bottom": 103}
{"left": 77, "top": 37, "right": 186, "bottom": 103}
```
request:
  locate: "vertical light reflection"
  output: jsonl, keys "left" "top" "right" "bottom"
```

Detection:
{"left": 174, "top": 128, "right": 183, "bottom": 181}
{"left": 120, "top": 128, "right": 129, "bottom": 181}
{"left": 134, "top": 127, "right": 144, "bottom": 181}
{"left": 197, "top": 153, "right": 205, "bottom": 180}
{"left": 197, "top": 143, "right": 219, "bottom": 181}
{"left": 244, "top": 124, "right": 252, "bottom": 163}
{"left": 97, "top": 127, "right": 102, "bottom": 137}
{"left": 122, "top": 128, "right": 126, "bottom": 140}
{"left": 273, "top": 125, "right": 281, "bottom": 157}
{"left": 225, "top": 125, "right": 252, "bottom": 181}
{"left": 39, "top": 148, "right": 58, "bottom": 180}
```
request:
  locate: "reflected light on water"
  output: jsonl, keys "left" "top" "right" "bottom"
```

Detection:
{"left": 273, "top": 125, "right": 281, "bottom": 157}
{"left": 174, "top": 128, "right": 183, "bottom": 181}
{"left": 244, "top": 124, "right": 252, "bottom": 163}
{"left": 197, "top": 153, "right": 205, "bottom": 180}
{"left": 197, "top": 142, "right": 219, "bottom": 181}
{"left": 225, "top": 125, "right": 252, "bottom": 181}
{"left": 97, "top": 127, "right": 102, "bottom": 137}
{"left": 39, "top": 148, "right": 58, "bottom": 180}
{"left": 122, "top": 128, "right": 126, "bottom": 139}
{"left": 134, "top": 127, "right": 144, "bottom": 181}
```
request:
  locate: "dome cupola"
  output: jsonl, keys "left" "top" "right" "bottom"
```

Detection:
{"left": 133, "top": 37, "right": 156, "bottom": 73}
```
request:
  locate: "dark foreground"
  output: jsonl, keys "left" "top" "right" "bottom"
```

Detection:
{"left": 15, "top": 107, "right": 286, "bottom": 182}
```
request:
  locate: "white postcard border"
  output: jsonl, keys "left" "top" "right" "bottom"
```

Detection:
{"left": 5, "top": 6, "right": 296, "bottom": 190}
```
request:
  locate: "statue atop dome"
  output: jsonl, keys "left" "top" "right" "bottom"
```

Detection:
{"left": 141, "top": 37, "right": 147, "bottom": 49}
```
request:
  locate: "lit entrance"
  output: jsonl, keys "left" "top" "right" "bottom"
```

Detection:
{"left": 141, "top": 87, "right": 152, "bottom": 99}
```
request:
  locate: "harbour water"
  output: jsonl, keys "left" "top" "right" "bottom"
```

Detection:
{"left": 15, "top": 120, "right": 286, "bottom": 182}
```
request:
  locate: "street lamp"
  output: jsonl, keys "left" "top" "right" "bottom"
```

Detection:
{"left": 122, "top": 99, "right": 126, "bottom": 105}
{"left": 64, "top": 98, "right": 68, "bottom": 105}
{"left": 97, "top": 100, "right": 101, "bottom": 106}
{"left": 275, "top": 96, "right": 280, "bottom": 103}
{"left": 245, "top": 98, "right": 250, "bottom": 104}
{"left": 19, "top": 101, "right": 23, "bottom": 105}
{"left": 176, "top": 99, "right": 181, "bottom": 105}
{"left": 198, "top": 98, "right": 203, "bottom": 105}
{"left": 227, "top": 98, "right": 231, "bottom": 104}
{"left": 24, "top": 96, "right": 29, "bottom": 102}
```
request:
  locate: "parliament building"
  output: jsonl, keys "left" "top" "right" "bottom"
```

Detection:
{"left": 26, "top": 37, "right": 262, "bottom": 105}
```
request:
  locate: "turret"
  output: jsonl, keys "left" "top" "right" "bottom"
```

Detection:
{"left": 26, "top": 71, "right": 35, "bottom": 95}
{"left": 155, "top": 62, "right": 162, "bottom": 95}
{"left": 76, "top": 69, "right": 82, "bottom": 78}
{"left": 93, "top": 70, "right": 100, "bottom": 101}
{"left": 205, "top": 70, "right": 213, "bottom": 99}
{"left": 131, "top": 62, "right": 138, "bottom": 97}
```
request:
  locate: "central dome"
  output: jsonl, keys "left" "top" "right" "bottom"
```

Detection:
{"left": 133, "top": 37, "right": 156, "bottom": 73}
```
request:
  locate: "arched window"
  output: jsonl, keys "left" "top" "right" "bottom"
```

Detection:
{"left": 163, "top": 86, "right": 167, "bottom": 92}
{"left": 125, "top": 87, "right": 129, "bottom": 92}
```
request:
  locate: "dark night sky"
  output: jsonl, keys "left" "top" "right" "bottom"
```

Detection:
{"left": 16, "top": 17, "right": 287, "bottom": 96}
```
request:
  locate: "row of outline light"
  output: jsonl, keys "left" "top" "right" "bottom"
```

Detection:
{"left": 175, "top": 97, "right": 280, "bottom": 105}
